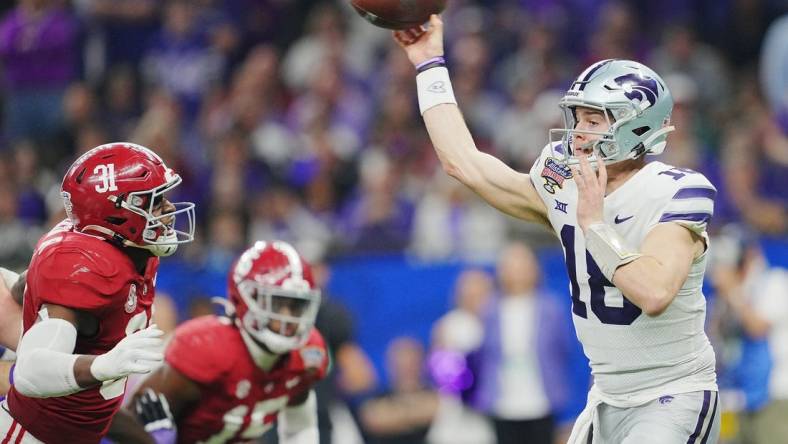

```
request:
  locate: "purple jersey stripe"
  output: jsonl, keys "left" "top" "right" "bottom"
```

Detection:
{"left": 673, "top": 187, "right": 717, "bottom": 200}
{"left": 700, "top": 392, "right": 719, "bottom": 444}
{"left": 687, "top": 390, "right": 711, "bottom": 444}
{"left": 660, "top": 212, "right": 711, "bottom": 224}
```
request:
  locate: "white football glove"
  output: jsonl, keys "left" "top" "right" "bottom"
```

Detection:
{"left": 90, "top": 325, "right": 164, "bottom": 382}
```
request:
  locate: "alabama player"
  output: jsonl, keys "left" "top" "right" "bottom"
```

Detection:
{"left": 395, "top": 16, "right": 720, "bottom": 444}
{"left": 118, "top": 240, "right": 328, "bottom": 444}
{"left": 0, "top": 143, "right": 196, "bottom": 444}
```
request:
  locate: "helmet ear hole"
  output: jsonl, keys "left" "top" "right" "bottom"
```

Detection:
{"left": 76, "top": 168, "right": 87, "bottom": 184}
{"left": 632, "top": 126, "right": 650, "bottom": 136}
{"left": 105, "top": 216, "right": 126, "bottom": 226}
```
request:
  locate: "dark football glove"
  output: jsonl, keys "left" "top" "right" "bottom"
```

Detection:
{"left": 135, "top": 388, "right": 176, "bottom": 444}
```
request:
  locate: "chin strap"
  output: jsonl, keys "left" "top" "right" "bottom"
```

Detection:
{"left": 81, "top": 224, "right": 176, "bottom": 257}
{"left": 81, "top": 224, "right": 136, "bottom": 247}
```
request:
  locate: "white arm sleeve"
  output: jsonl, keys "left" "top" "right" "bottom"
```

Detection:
{"left": 278, "top": 390, "right": 319, "bottom": 444}
{"left": 0, "top": 268, "right": 22, "bottom": 352}
{"left": 13, "top": 317, "right": 81, "bottom": 398}
{"left": 0, "top": 268, "right": 19, "bottom": 290}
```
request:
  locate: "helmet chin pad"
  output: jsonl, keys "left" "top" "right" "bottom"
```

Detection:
{"left": 138, "top": 229, "right": 180, "bottom": 257}
{"left": 241, "top": 310, "right": 306, "bottom": 354}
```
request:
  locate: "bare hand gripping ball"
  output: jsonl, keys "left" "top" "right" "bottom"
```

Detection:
{"left": 351, "top": 0, "right": 447, "bottom": 30}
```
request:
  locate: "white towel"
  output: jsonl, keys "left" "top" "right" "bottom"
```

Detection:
{"left": 566, "top": 385, "right": 662, "bottom": 443}
{"left": 566, "top": 388, "right": 602, "bottom": 444}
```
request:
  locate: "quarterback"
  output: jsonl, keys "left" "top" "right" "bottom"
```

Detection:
{"left": 113, "top": 240, "right": 328, "bottom": 444}
{"left": 0, "top": 143, "right": 195, "bottom": 444}
{"left": 395, "top": 16, "right": 720, "bottom": 444}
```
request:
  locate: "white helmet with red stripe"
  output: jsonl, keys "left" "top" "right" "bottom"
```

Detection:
{"left": 227, "top": 241, "right": 322, "bottom": 354}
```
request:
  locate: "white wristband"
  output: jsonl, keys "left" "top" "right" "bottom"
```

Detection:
{"left": 416, "top": 67, "right": 457, "bottom": 115}
{"left": 585, "top": 223, "right": 642, "bottom": 281}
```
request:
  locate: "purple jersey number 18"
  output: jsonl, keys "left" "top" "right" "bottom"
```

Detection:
{"left": 560, "top": 225, "right": 642, "bottom": 325}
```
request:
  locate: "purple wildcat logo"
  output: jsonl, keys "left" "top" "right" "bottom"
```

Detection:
{"left": 613, "top": 73, "right": 659, "bottom": 107}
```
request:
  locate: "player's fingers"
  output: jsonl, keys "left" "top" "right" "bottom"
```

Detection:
{"left": 142, "top": 396, "right": 158, "bottom": 421}
{"left": 578, "top": 155, "right": 595, "bottom": 189}
{"left": 127, "top": 364, "right": 154, "bottom": 374}
{"left": 392, "top": 31, "right": 407, "bottom": 46}
{"left": 395, "top": 31, "right": 416, "bottom": 46}
{"left": 130, "top": 337, "right": 163, "bottom": 348}
{"left": 571, "top": 166, "right": 585, "bottom": 191}
{"left": 135, "top": 399, "right": 145, "bottom": 416}
{"left": 404, "top": 28, "right": 422, "bottom": 42}
{"left": 131, "top": 350, "right": 164, "bottom": 362}
{"left": 152, "top": 394, "right": 167, "bottom": 419}
{"left": 144, "top": 388, "right": 158, "bottom": 402}
{"left": 430, "top": 14, "right": 443, "bottom": 30}
{"left": 596, "top": 156, "right": 607, "bottom": 187}
{"left": 129, "top": 357, "right": 164, "bottom": 373}
{"left": 135, "top": 327, "right": 164, "bottom": 338}
{"left": 159, "top": 394, "right": 173, "bottom": 418}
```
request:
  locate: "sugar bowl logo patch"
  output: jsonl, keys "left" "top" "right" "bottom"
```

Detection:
{"left": 541, "top": 158, "right": 573, "bottom": 194}
{"left": 300, "top": 347, "right": 326, "bottom": 371}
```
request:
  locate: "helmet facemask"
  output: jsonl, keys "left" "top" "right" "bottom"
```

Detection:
{"left": 236, "top": 280, "right": 321, "bottom": 355}
{"left": 110, "top": 173, "right": 195, "bottom": 257}
{"left": 550, "top": 99, "right": 657, "bottom": 166}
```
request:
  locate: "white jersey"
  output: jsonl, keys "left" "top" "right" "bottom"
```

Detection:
{"left": 529, "top": 144, "right": 718, "bottom": 402}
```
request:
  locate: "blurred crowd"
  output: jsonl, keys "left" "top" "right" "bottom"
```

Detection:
{"left": 0, "top": 0, "right": 787, "bottom": 443}
{"left": 1, "top": 0, "right": 786, "bottom": 271}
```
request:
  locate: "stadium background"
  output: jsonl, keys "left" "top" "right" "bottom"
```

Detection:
{"left": 0, "top": 0, "right": 786, "bottom": 442}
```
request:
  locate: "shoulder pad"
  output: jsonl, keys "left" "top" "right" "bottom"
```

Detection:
{"left": 292, "top": 329, "right": 328, "bottom": 377}
{"left": 166, "top": 316, "right": 238, "bottom": 383}
{"left": 34, "top": 234, "right": 132, "bottom": 296}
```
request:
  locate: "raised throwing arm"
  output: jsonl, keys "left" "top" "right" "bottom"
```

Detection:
{"left": 394, "top": 16, "right": 549, "bottom": 226}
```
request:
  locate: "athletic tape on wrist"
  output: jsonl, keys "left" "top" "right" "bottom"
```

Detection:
{"left": 585, "top": 223, "right": 643, "bottom": 281}
{"left": 416, "top": 67, "right": 457, "bottom": 115}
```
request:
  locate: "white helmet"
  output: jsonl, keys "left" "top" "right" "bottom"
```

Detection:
{"left": 549, "top": 59, "right": 675, "bottom": 165}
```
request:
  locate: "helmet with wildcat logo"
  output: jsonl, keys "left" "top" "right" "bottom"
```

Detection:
{"left": 550, "top": 59, "right": 674, "bottom": 165}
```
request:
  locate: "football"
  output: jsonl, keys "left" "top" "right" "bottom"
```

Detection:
{"left": 350, "top": 0, "right": 447, "bottom": 30}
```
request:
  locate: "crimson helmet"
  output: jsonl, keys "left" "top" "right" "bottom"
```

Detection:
{"left": 61, "top": 142, "right": 195, "bottom": 256}
{"left": 227, "top": 241, "right": 322, "bottom": 354}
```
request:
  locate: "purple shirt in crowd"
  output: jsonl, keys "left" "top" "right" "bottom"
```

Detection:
{"left": 0, "top": 7, "right": 78, "bottom": 90}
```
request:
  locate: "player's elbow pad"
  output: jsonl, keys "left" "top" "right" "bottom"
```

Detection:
{"left": 278, "top": 390, "right": 319, "bottom": 444}
{"left": 14, "top": 318, "right": 81, "bottom": 398}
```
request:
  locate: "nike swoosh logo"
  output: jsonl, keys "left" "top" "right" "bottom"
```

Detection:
{"left": 614, "top": 215, "right": 634, "bottom": 224}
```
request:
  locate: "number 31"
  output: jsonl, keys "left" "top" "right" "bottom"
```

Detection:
{"left": 94, "top": 164, "right": 118, "bottom": 193}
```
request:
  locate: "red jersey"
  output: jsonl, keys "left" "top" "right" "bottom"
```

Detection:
{"left": 165, "top": 316, "right": 328, "bottom": 444}
{"left": 7, "top": 221, "right": 158, "bottom": 444}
